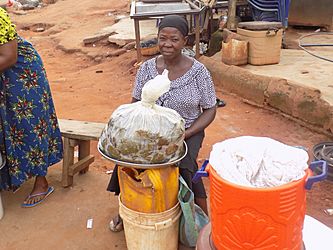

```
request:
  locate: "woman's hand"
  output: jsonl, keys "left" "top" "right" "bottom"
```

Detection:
{"left": 0, "top": 38, "right": 18, "bottom": 72}
{"left": 131, "top": 97, "right": 139, "bottom": 103}
{"left": 185, "top": 106, "right": 217, "bottom": 139}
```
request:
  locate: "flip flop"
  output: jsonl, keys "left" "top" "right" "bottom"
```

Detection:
{"left": 109, "top": 214, "right": 123, "bottom": 232}
{"left": 216, "top": 98, "right": 226, "bottom": 108}
{"left": 21, "top": 186, "right": 55, "bottom": 208}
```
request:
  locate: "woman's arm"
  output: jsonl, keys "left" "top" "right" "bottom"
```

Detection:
{"left": 131, "top": 97, "right": 139, "bottom": 103}
{"left": 185, "top": 106, "right": 216, "bottom": 139}
{"left": 0, "top": 39, "right": 18, "bottom": 72}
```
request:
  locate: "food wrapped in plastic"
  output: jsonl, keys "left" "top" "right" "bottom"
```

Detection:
{"left": 99, "top": 70, "right": 185, "bottom": 164}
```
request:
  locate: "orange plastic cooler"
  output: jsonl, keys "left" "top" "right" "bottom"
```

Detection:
{"left": 193, "top": 160, "right": 327, "bottom": 250}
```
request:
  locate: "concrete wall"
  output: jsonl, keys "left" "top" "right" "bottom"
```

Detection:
{"left": 288, "top": 0, "right": 333, "bottom": 31}
{"left": 200, "top": 56, "right": 333, "bottom": 136}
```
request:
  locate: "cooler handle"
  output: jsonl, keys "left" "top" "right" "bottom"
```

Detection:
{"left": 305, "top": 160, "right": 327, "bottom": 190}
{"left": 266, "top": 28, "right": 279, "bottom": 37}
{"left": 192, "top": 159, "right": 209, "bottom": 183}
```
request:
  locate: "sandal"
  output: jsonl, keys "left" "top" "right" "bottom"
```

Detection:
{"left": 109, "top": 214, "right": 123, "bottom": 232}
{"left": 216, "top": 98, "right": 226, "bottom": 108}
{"left": 21, "top": 186, "right": 55, "bottom": 208}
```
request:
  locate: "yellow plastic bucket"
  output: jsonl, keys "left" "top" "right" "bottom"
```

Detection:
{"left": 119, "top": 197, "right": 181, "bottom": 250}
{"left": 118, "top": 165, "right": 179, "bottom": 213}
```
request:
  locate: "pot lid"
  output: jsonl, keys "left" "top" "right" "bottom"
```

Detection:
{"left": 238, "top": 21, "right": 283, "bottom": 30}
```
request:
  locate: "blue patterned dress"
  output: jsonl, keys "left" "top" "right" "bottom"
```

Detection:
{"left": 0, "top": 8, "right": 63, "bottom": 191}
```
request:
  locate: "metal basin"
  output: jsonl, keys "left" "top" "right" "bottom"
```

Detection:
{"left": 97, "top": 141, "right": 188, "bottom": 169}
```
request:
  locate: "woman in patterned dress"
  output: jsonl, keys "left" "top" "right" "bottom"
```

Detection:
{"left": 108, "top": 15, "right": 217, "bottom": 231}
{"left": 0, "top": 7, "right": 63, "bottom": 207}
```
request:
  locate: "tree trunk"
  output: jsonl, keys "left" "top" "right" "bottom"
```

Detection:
{"left": 227, "top": 0, "right": 237, "bottom": 30}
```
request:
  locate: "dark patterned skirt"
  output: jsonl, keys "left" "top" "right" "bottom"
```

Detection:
{"left": 0, "top": 37, "right": 63, "bottom": 191}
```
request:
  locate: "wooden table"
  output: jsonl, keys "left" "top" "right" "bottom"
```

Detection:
{"left": 130, "top": 0, "right": 206, "bottom": 63}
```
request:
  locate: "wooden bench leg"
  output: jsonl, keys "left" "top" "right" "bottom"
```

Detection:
{"left": 62, "top": 137, "right": 74, "bottom": 187}
{"left": 62, "top": 138, "right": 94, "bottom": 187}
{"left": 79, "top": 140, "right": 90, "bottom": 174}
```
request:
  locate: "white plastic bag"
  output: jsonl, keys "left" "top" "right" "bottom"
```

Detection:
{"left": 99, "top": 70, "right": 185, "bottom": 164}
{"left": 209, "top": 136, "right": 309, "bottom": 188}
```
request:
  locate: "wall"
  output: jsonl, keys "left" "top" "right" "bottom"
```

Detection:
{"left": 288, "top": 0, "right": 333, "bottom": 31}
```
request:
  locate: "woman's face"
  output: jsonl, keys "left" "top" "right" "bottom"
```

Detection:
{"left": 219, "top": 20, "right": 227, "bottom": 29}
{"left": 158, "top": 27, "right": 187, "bottom": 58}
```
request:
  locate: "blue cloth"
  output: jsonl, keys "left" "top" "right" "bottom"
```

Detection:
{"left": 0, "top": 37, "right": 63, "bottom": 191}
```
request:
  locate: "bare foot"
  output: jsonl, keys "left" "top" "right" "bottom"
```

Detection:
{"left": 109, "top": 214, "right": 123, "bottom": 232}
{"left": 22, "top": 176, "right": 50, "bottom": 206}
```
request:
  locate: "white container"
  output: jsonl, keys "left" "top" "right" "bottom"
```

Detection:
{"left": 119, "top": 197, "right": 181, "bottom": 250}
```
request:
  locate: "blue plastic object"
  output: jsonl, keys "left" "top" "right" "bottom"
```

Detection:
{"left": 249, "top": 0, "right": 281, "bottom": 20}
{"left": 249, "top": 2, "right": 280, "bottom": 22}
{"left": 192, "top": 159, "right": 209, "bottom": 183}
{"left": 247, "top": 0, "right": 291, "bottom": 27}
{"left": 305, "top": 160, "right": 327, "bottom": 190}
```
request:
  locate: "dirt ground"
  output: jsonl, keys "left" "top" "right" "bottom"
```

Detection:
{"left": 0, "top": 0, "right": 333, "bottom": 249}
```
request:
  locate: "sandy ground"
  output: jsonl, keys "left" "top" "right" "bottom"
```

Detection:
{"left": 0, "top": 1, "right": 333, "bottom": 249}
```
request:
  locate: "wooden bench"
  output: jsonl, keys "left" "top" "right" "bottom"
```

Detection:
{"left": 58, "top": 119, "right": 105, "bottom": 187}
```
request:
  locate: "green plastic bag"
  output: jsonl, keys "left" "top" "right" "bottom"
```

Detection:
{"left": 178, "top": 176, "right": 209, "bottom": 247}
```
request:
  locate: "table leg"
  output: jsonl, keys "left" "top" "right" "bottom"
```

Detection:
{"left": 134, "top": 19, "right": 142, "bottom": 64}
{"left": 194, "top": 14, "right": 200, "bottom": 59}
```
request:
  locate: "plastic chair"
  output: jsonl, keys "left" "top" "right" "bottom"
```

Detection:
{"left": 248, "top": 1, "right": 280, "bottom": 15}
{"left": 251, "top": 0, "right": 280, "bottom": 12}
{"left": 251, "top": 0, "right": 280, "bottom": 9}
{"left": 248, "top": 0, "right": 281, "bottom": 20}
{"left": 283, "top": 0, "right": 291, "bottom": 27}
{"left": 248, "top": 1, "right": 280, "bottom": 23}
{"left": 250, "top": 0, "right": 290, "bottom": 27}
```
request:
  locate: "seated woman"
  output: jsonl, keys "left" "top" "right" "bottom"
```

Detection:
{"left": 107, "top": 15, "right": 217, "bottom": 231}
{"left": 0, "top": 7, "right": 63, "bottom": 207}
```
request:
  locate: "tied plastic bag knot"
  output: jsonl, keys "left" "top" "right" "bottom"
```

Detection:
{"left": 141, "top": 70, "right": 170, "bottom": 105}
